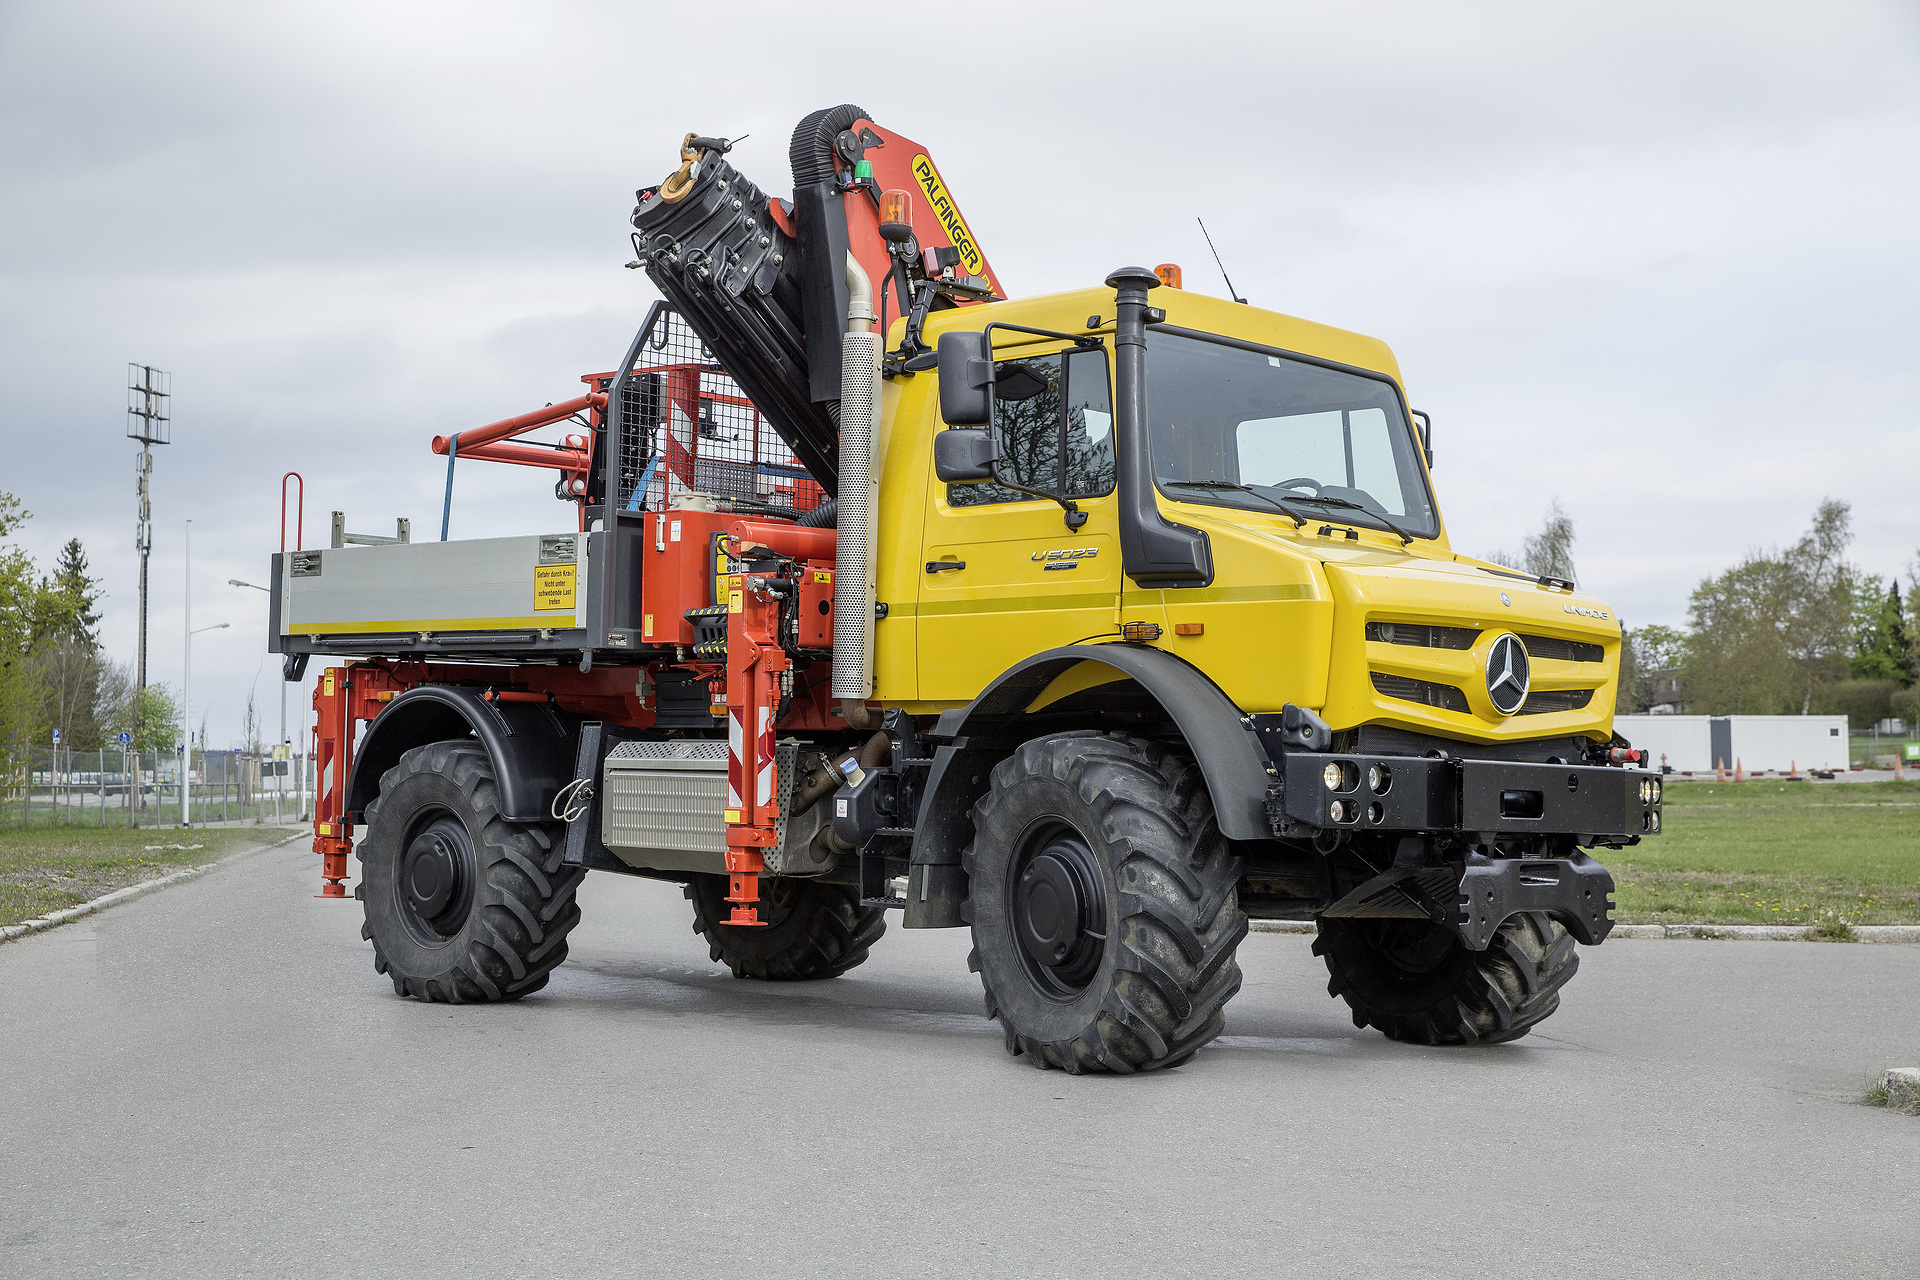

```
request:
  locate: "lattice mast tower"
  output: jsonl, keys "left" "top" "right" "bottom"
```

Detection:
{"left": 126, "top": 365, "right": 170, "bottom": 700}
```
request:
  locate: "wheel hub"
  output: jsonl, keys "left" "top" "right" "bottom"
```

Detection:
{"left": 1008, "top": 824, "right": 1107, "bottom": 998}
{"left": 400, "top": 815, "right": 474, "bottom": 939}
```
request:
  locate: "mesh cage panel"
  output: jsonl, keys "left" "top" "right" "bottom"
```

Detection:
{"left": 607, "top": 307, "right": 826, "bottom": 516}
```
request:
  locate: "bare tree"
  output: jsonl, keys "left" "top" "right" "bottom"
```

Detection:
{"left": 1781, "top": 498, "right": 1854, "bottom": 713}
{"left": 35, "top": 635, "right": 102, "bottom": 749}
{"left": 1521, "top": 500, "right": 1577, "bottom": 583}
{"left": 1486, "top": 499, "right": 1577, "bottom": 584}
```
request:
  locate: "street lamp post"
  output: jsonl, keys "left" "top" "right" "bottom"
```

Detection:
{"left": 183, "top": 521, "right": 229, "bottom": 827}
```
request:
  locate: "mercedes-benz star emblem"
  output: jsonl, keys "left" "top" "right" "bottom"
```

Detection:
{"left": 1485, "top": 633, "right": 1530, "bottom": 715}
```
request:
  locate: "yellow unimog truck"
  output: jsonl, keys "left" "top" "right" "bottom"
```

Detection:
{"left": 271, "top": 105, "right": 1661, "bottom": 1073}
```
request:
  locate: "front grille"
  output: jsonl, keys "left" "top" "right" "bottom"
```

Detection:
{"left": 1518, "top": 634, "right": 1604, "bottom": 664}
{"left": 1367, "top": 622, "right": 1479, "bottom": 650}
{"left": 1518, "top": 688, "right": 1595, "bottom": 715}
{"left": 1371, "top": 672, "right": 1470, "bottom": 714}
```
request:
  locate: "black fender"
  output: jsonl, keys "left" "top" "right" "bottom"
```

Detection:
{"left": 903, "top": 645, "right": 1274, "bottom": 927}
{"left": 344, "top": 685, "right": 582, "bottom": 826}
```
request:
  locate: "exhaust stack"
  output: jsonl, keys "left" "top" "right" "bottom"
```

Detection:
{"left": 833, "top": 254, "right": 881, "bottom": 725}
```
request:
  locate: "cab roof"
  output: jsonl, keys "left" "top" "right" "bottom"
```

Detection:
{"left": 913, "top": 284, "right": 1406, "bottom": 388}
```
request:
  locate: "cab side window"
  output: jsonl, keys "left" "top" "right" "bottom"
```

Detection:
{"left": 947, "top": 347, "right": 1113, "bottom": 507}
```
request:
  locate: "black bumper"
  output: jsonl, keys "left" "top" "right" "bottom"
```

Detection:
{"left": 1458, "top": 851, "right": 1614, "bottom": 947}
{"left": 1320, "top": 851, "right": 1617, "bottom": 949}
{"left": 1269, "top": 753, "right": 1662, "bottom": 844}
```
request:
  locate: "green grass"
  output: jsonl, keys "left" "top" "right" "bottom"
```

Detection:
{"left": 0, "top": 825, "right": 300, "bottom": 928}
{"left": 0, "top": 798, "right": 297, "bottom": 831}
{"left": 1612, "top": 780, "right": 1920, "bottom": 926}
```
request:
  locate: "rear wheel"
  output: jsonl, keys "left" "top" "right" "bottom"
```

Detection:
{"left": 686, "top": 874, "right": 885, "bottom": 980}
{"left": 963, "top": 732, "right": 1246, "bottom": 1073}
{"left": 358, "top": 741, "right": 582, "bottom": 1002}
{"left": 1313, "top": 911, "right": 1577, "bottom": 1044}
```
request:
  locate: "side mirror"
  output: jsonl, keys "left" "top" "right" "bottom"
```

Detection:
{"left": 936, "top": 330, "right": 992, "bottom": 426}
{"left": 934, "top": 428, "right": 995, "bottom": 482}
{"left": 1412, "top": 409, "right": 1433, "bottom": 469}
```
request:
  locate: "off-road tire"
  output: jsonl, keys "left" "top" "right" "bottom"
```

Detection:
{"left": 357, "top": 741, "right": 582, "bottom": 1002}
{"left": 963, "top": 732, "right": 1247, "bottom": 1073}
{"left": 1313, "top": 911, "right": 1577, "bottom": 1044}
{"left": 686, "top": 874, "right": 885, "bottom": 980}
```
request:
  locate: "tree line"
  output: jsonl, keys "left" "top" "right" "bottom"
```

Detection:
{"left": 1, "top": 489, "right": 182, "bottom": 759}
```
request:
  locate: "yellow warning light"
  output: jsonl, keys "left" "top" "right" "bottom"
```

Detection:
{"left": 1154, "top": 263, "right": 1183, "bottom": 289}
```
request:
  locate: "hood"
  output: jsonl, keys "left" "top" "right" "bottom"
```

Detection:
{"left": 1182, "top": 506, "right": 1621, "bottom": 742}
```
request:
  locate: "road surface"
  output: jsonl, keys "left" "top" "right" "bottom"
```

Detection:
{"left": 2, "top": 839, "right": 1915, "bottom": 1278}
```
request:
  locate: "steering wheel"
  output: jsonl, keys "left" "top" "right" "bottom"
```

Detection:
{"left": 1273, "top": 477, "right": 1324, "bottom": 496}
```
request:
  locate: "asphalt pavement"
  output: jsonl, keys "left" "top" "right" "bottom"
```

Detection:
{"left": 2, "top": 839, "right": 1916, "bottom": 1279}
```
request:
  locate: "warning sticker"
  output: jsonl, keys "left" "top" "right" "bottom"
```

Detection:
{"left": 534, "top": 563, "right": 577, "bottom": 611}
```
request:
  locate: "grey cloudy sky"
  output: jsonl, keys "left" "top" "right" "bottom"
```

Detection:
{"left": 3, "top": 0, "right": 1917, "bottom": 747}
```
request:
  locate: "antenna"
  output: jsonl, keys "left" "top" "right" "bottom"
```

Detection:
{"left": 1197, "top": 218, "right": 1247, "bottom": 305}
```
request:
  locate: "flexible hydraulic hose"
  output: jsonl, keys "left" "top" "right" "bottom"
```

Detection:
{"left": 789, "top": 104, "right": 871, "bottom": 188}
{"left": 795, "top": 499, "right": 837, "bottom": 529}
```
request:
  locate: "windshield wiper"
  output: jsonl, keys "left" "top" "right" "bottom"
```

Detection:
{"left": 1477, "top": 564, "right": 1575, "bottom": 592}
{"left": 1285, "top": 493, "right": 1414, "bottom": 546}
{"left": 1163, "top": 479, "right": 1306, "bottom": 527}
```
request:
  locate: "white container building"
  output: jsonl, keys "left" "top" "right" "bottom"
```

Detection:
{"left": 1613, "top": 715, "right": 1714, "bottom": 773}
{"left": 1614, "top": 714, "right": 1850, "bottom": 773}
{"left": 1713, "top": 715, "right": 1850, "bottom": 773}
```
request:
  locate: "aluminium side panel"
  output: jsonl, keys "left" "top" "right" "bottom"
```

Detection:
{"left": 281, "top": 533, "right": 586, "bottom": 637}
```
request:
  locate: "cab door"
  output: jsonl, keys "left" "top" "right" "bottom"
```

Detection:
{"left": 916, "top": 342, "right": 1117, "bottom": 702}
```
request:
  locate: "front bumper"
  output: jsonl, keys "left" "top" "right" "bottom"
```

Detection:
{"left": 1268, "top": 753, "right": 1661, "bottom": 844}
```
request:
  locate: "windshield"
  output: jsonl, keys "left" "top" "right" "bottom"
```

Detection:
{"left": 1146, "top": 330, "right": 1438, "bottom": 538}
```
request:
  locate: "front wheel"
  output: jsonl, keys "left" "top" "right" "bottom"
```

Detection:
{"left": 1313, "top": 911, "right": 1578, "bottom": 1044}
{"left": 963, "top": 732, "right": 1247, "bottom": 1073}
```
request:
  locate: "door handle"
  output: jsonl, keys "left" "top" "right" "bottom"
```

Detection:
{"left": 925, "top": 560, "right": 966, "bottom": 573}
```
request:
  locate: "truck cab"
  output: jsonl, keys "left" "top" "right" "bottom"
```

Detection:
{"left": 880, "top": 285, "right": 1623, "bottom": 740}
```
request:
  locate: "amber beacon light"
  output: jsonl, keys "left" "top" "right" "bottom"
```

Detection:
{"left": 879, "top": 189, "right": 914, "bottom": 244}
{"left": 1154, "top": 263, "right": 1183, "bottom": 288}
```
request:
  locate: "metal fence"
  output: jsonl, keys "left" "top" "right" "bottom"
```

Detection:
{"left": 1, "top": 744, "right": 315, "bottom": 829}
{"left": 1849, "top": 727, "right": 1920, "bottom": 769}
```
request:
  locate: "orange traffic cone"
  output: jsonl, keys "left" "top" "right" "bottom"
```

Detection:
{"left": 1898, "top": 755, "right": 1908, "bottom": 782}
{"left": 1788, "top": 759, "right": 1799, "bottom": 780}
{"left": 1716, "top": 757, "right": 1726, "bottom": 782}
{"left": 1733, "top": 757, "right": 1746, "bottom": 782}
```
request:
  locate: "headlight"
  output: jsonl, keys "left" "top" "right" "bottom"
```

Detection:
{"left": 1323, "top": 763, "right": 1344, "bottom": 791}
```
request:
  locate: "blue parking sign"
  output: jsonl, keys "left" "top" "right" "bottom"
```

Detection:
{"left": 51, "top": 728, "right": 60, "bottom": 744}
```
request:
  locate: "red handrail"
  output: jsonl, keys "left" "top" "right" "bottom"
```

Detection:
{"left": 430, "top": 392, "right": 606, "bottom": 456}
{"left": 281, "top": 472, "right": 304, "bottom": 552}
